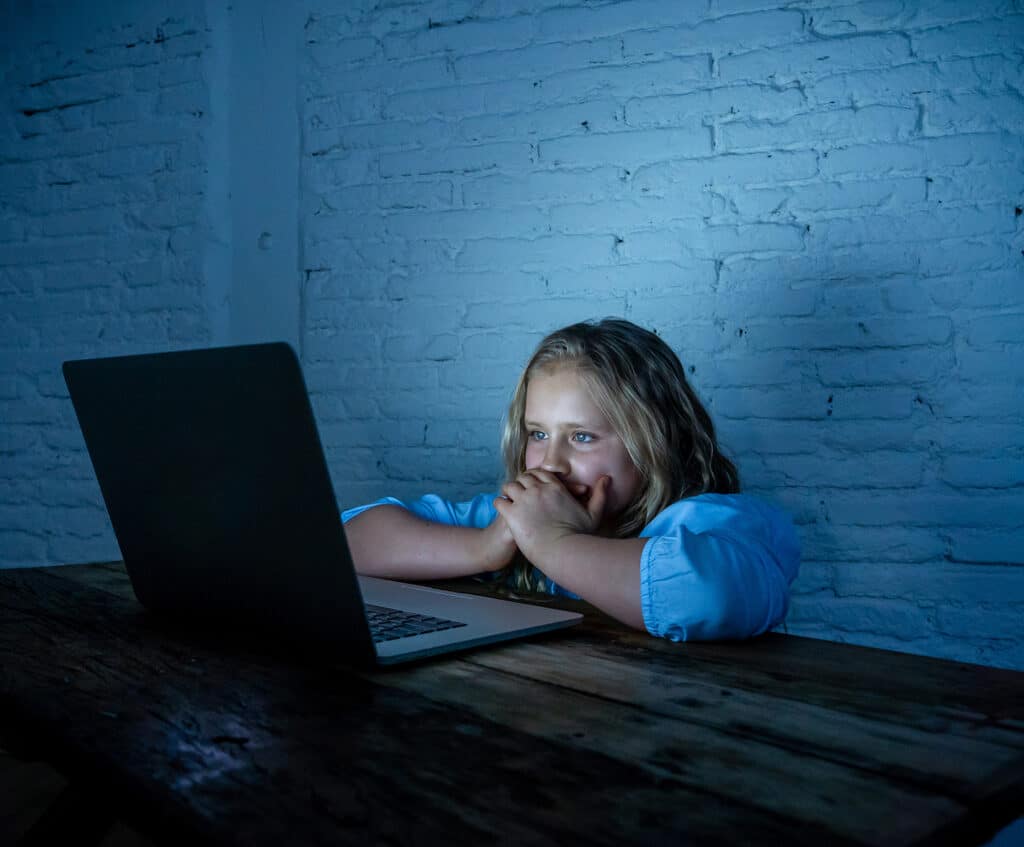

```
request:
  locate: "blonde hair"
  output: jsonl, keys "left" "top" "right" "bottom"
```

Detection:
{"left": 499, "top": 318, "right": 739, "bottom": 592}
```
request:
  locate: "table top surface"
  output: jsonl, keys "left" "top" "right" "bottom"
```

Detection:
{"left": 1, "top": 562, "right": 1022, "bottom": 847}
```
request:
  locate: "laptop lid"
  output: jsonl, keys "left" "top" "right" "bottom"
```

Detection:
{"left": 62, "top": 343, "right": 581, "bottom": 666}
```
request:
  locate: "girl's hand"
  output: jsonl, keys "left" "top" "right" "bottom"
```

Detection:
{"left": 477, "top": 511, "right": 518, "bottom": 572}
{"left": 493, "top": 470, "right": 610, "bottom": 565}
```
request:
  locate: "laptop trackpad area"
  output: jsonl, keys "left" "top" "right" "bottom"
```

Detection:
{"left": 357, "top": 575, "right": 582, "bottom": 664}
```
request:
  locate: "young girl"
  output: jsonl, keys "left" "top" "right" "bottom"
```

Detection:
{"left": 342, "top": 318, "right": 800, "bottom": 641}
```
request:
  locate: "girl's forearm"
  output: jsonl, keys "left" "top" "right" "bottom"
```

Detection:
{"left": 530, "top": 535, "right": 648, "bottom": 631}
{"left": 344, "top": 505, "right": 508, "bottom": 580}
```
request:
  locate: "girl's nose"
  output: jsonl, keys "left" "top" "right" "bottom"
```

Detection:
{"left": 541, "top": 441, "right": 570, "bottom": 475}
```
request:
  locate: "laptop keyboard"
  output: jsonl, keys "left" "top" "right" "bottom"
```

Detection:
{"left": 364, "top": 604, "right": 468, "bottom": 643}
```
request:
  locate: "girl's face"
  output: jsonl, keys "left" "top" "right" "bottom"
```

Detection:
{"left": 523, "top": 366, "right": 641, "bottom": 526}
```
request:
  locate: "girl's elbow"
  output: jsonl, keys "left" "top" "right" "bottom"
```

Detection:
{"left": 651, "top": 579, "right": 778, "bottom": 642}
{"left": 642, "top": 538, "right": 791, "bottom": 642}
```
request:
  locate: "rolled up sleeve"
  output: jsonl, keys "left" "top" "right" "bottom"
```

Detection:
{"left": 638, "top": 495, "right": 801, "bottom": 642}
{"left": 341, "top": 493, "right": 497, "bottom": 529}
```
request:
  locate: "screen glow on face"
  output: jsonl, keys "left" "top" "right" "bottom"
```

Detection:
{"left": 523, "top": 366, "right": 640, "bottom": 520}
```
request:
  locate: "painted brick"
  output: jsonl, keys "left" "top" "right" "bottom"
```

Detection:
{"left": 745, "top": 316, "right": 952, "bottom": 351}
{"left": 941, "top": 422, "right": 1024, "bottom": 455}
{"left": 718, "top": 34, "right": 912, "bottom": 85}
{"left": 0, "top": 531, "right": 48, "bottom": 565}
{"left": 784, "top": 450, "right": 928, "bottom": 488}
{"left": 657, "top": 328, "right": 737, "bottom": 363}
{"left": 626, "top": 85, "right": 805, "bottom": 129}
{"left": 914, "top": 247, "right": 1014, "bottom": 281}
{"left": 963, "top": 313, "right": 1024, "bottom": 347}
{"left": 383, "top": 14, "right": 534, "bottom": 61}
{"left": 379, "top": 179, "right": 454, "bottom": 210}
{"left": 633, "top": 150, "right": 819, "bottom": 195}
{"left": 832, "top": 560, "right": 1024, "bottom": 603}
{"left": 455, "top": 39, "right": 621, "bottom": 83}
{"left": 698, "top": 222, "right": 806, "bottom": 255}
{"left": 948, "top": 530, "right": 1024, "bottom": 565}
{"left": 935, "top": 604, "right": 1024, "bottom": 640}
{"left": 809, "top": 205, "right": 1013, "bottom": 248}
{"left": 387, "top": 270, "right": 547, "bottom": 301}
{"left": 549, "top": 196, "right": 705, "bottom": 235}
{"left": 803, "top": 528, "right": 947, "bottom": 565}
{"left": 535, "top": 2, "right": 704, "bottom": 43}
{"left": 154, "top": 80, "right": 207, "bottom": 115}
{"left": 306, "top": 150, "right": 380, "bottom": 187}
{"left": 463, "top": 167, "right": 629, "bottom": 208}
{"left": 302, "top": 56, "right": 452, "bottom": 98}
{"left": 541, "top": 56, "right": 712, "bottom": 104}
{"left": 461, "top": 330, "right": 546, "bottom": 362}
{"left": 3, "top": 9, "right": 224, "bottom": 594}
{"left": 808, "top": 1, "right": 1006, "bottom": 35}
{"left": 787, "top": 596, "right": 935, "bottom": 642}
{"left": 380, "top": 141, "right": 533, "bottom": 177}
{"left": 464, "top": 295, "right": 626, "bottom": 330}
{"left": 932, "top": 382, "right": 1024, "bottom": 421}
{"left": 40, "top": 208, "right": 127, "bottom": 238}
{"left": 459, "top": 99, "right": 624, "bottom": 144}
{"left": 383, "top": 333, "right": 462, "bottom": 363}
{"left": 820, "top": 133, "right": 1016, "bottom": 178}
{"left": 910, "top": 18, "right": 1024, "bottom": 61}
{"left": 385, "top": 79, "right": 536, "bottom": 122}
{"left": 623, "top": 10, "right": 804, "bottom": 59}
{"left": 16, "top": 68, "right": 133, "bottom": 113}
{"left": 925, "top": 91, "right": 1024, "bottom": 135}
{"left": 305, "top": 37, "right": 380, "bottom": 70}
{"left": 438, "top": 350, "right": 524, "bottom": 385}
{"left": 827, "top": 388, "right": 918, "bottom": 421}
{"left": 386, "top": 205, "right": 548, "bottom": 241}
{"left": 816, "top": 348, "right": 957, "bottom": 387}
{"left": 307, "top": 209, "right": 387, "bottom": 243}
{"left": 927, "top": 167, "right": 1024, "bottom": 206}
{"left": 941, "top": 457, "right": 1024, "bottom": 490}
{"left": 713, "top": 386, "right": 832, "bottom": 420}
{"left": 3, "top": 2, "right": 1022, "bottom": 672}
{"left": 955, "top": 348, "right": 1024, "bottom": 383}
{"left": 305, "top": 7, "right": 457, "bottom": 45}
{"left": 771, "top": 177, "right": 926, "bottom": 214}
{"left": 687, "top": 351, "right": 815, "bottom": 388}
{"left": 721, "top": 104, "right": 917, "bottom": 152}
{"left": 542, "top": 125, "right": 712, "bottom": 169}
{"left": 828, "top": 491, "right": 1024, "bottom": 529}
{"left": 454, "top": 234, "right": 615, "bottom": 270}
{"left": 809, "top": 62, "right": 953, "bottom": 108}
{"left": 616, "top": 259, "right": 720, "bottom": 292}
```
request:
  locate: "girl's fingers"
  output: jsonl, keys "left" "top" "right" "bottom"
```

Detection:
{"left": 516, "top": 471, "right": 545, "bottom": 488}
{"left": 519, "top": 469, "right": 560, "bottom": 486}
{"left": 586, "top": 476, "right": 609, "bottom": 524}
{"left": 501, "top": 480, "right": 524, "bottom": 499}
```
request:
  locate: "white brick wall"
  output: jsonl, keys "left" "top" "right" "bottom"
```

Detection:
{"left": 300, "top": 2, "right": 1024, "bottom": 670}
{"left": 0, "top": 3, "right": 224, "bottom": 567}
{"left": 2, "top": 2, "right": 1021, "bottom": 670}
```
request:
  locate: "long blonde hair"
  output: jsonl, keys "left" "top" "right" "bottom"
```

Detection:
{"left": 499, "top": 318, "right": 739, "bottom": 591}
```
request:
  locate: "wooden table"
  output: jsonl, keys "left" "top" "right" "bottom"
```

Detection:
{"left": 1, "top": 562, "right": 1022, "bottom": 846}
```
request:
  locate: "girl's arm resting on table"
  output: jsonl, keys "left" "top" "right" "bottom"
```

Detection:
{"left": 640, "top": 529, "right": 792, "bottom": 641}
{"left": 532, "top": 530, "right": 791, "bottom": 641}
{"left": 525, "top": 535, "right": 647, "bottom": 631}
{"left": 345, "top": 504, "right": 515, "bottom": 580}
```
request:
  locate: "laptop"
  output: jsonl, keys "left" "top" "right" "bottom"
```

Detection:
{"left": 62, "top": 342, "right": 582, "bottom": 666}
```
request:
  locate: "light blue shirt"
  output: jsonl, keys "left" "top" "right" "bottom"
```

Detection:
{"left": 341, "top": 492, "right": 801, "bottom": 642}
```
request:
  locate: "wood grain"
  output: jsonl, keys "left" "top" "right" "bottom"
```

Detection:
{"left": 2, "top": 563, "right": 1022, "bottom": 847}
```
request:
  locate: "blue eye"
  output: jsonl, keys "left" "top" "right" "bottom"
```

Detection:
{"left": 529, "top": 430, "right": 547, "bottom": 441}
{"left": 572, "top": 432, "right": 594, "bottom": 443}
